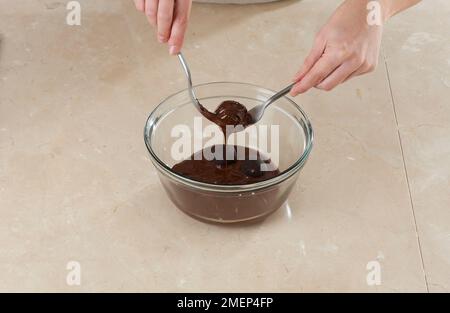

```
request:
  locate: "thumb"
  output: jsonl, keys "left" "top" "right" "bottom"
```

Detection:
{"left": 168, "top": 0, "right": 192, "bottom": 55}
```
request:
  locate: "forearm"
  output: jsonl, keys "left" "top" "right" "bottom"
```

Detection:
{"left": 380, "top": 0, "right": 422, "bottom": 21}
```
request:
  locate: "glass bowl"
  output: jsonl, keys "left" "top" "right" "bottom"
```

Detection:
{"left": 144, "top": 82, "right": 313, "bottom": 223}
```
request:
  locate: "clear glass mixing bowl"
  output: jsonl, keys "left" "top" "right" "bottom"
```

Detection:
{"left": 144, "top": 82, "right": 313, "bottom": 223}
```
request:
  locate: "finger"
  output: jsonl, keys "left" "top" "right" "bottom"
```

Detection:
{"left": 292, "top": 36, "right": 326, "bottom": 82}
{"left": 145, "top": 0, "right": 158, "bottom": 26}
{"left": 290, "top": 53, "right": 343, "bottom": 96}
{"left": 344, "top": 62, "right": 376, "bottom": 82}
{"left": 316, "top": 61, "right": 360, "bottom": 91}
{"left": 168, "top": 0, "right": 192, "bottom": 54}
{"left": 157, "top": 0, "right": 175, "bottom": 43}
{"left": 343, "top": 68, "right": 365, "bottom": 83}
{"left": 134, "top": 0, "right": 145, "bottom": 12}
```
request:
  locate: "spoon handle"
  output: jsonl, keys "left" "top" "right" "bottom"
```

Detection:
{"left": 263, "top": 82, "right": 295, "bottom": 108}
{"left": 177, "top": 52, "right": 202, "bottom": 111}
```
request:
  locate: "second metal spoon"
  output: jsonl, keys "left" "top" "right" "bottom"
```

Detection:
{"left": 247, "top": 82, "right": 295, "bottom": 123}
{"left": 177, "top": 52, "right": 295, "bottom": 124}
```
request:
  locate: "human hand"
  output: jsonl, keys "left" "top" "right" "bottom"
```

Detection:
{"left": 291, "top": 0, "right": 383, "bottom": 95}
{"left": 133, "top": 0, "right": 192, "bottom": 55}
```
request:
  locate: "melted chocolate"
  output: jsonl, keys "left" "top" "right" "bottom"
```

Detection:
{"left": 165, "top": 101, "right": 285, "bottom": 221}
{"left": 172, "top": 100, "right": 279, "bottom": 186}
{"left": 172, "top": 145, "right": 280, "bottom": 185}
{"left": 200, "top": 100, "right": 254, "bottom": 136}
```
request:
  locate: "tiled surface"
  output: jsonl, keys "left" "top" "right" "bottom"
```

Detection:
{"left": 383, "top": 0, "right": 450, "bottom": 292}
{"left": 0, "top": 0, "right": 447, "bottom": 292}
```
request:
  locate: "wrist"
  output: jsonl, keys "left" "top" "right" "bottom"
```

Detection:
{"left": 379, "top": 0, "right": 394, "bottom": 22}
{"left": 379, "top": 0, "right": 422, "bottom": 21}
{"left": 342, "top": 0, "right": 388, "bottom": 25}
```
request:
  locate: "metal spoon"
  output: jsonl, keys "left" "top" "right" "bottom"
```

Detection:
{"left": 177, "top": 52, "right": 204, "bottom": 113}
{"left": 247, "top": 82, "right": 295, "bottom": 123}
{"left": 177, "top": 52, "right": 295, "bottom": 125}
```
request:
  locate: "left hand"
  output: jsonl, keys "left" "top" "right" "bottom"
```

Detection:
{"left": 133, "top": 0, "right": 192, "bottom": 55}
{"left": 290, "top": 0, "right": 383, "bottom": 95}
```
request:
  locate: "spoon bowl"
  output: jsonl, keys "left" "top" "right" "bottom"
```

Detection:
{"left": 248, "top": 82, "right": 295, "bottom": 123}
{"left": 177, "top": 52, "right": 295, "bottom": 126}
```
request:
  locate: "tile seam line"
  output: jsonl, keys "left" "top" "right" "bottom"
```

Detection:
{"left": 382, "top": 48, "right": 429, "bottom": 292}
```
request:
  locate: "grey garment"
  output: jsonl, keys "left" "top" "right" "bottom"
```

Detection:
{"left": 194, "top": 0, "right": 280, "bottom": 3}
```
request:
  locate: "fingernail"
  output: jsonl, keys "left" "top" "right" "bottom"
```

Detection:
{"left": 169, "top": 46, "right": 177, "bottom": 55}
{"left": 158, "top": 36, "right": 165, "bottom": 43}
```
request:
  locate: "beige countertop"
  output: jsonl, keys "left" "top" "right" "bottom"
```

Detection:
{"left": 0, "top": 0, "right": 449, "bottom": 292}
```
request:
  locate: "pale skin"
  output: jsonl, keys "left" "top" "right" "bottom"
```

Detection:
{"left": 133, "top": 0, "right": 421, "bottom": 94}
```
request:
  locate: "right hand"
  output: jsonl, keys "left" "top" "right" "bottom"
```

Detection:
{"left": 133, "top": 0, "right": 192, "bottom": 55}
